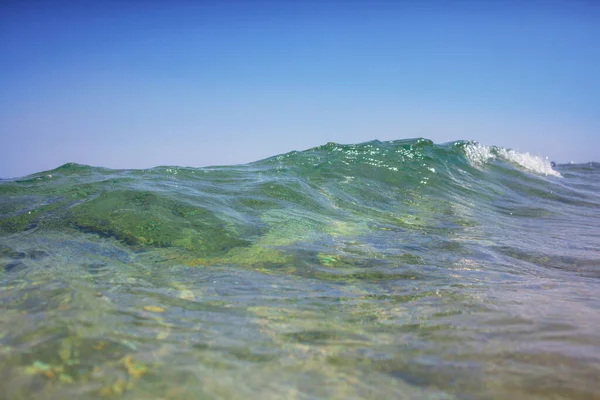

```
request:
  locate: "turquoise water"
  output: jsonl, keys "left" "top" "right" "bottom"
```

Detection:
{"left": 1, "top": 138, "right": 599, "bottom": 399}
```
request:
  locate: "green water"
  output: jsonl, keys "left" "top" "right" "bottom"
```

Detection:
{"left": 1, "top": 139, "right": 599, "bottom": 399}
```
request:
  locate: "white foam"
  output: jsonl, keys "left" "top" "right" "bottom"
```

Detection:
{"left": 464, "top": 142, "right": 560, "bottom": 177}
{"left": 464, "top": 142, "right": 495, "bottom": 166}
{"left": 497, "top": 148, "right": 560, "bottom": 177}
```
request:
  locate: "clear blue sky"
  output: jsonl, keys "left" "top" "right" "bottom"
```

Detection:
{"left": 1, "top": 1, "right": 598, "bottom": 178}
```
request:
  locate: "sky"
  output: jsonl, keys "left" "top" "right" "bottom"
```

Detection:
{"left": 1, "top": 1, "right": 599, "bottom": 178}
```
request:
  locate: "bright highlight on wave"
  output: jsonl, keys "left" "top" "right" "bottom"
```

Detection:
{"left": 463, "top": 141, "right": 560, "bottom": 177}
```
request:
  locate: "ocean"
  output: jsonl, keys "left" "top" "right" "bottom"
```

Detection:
{"left": 1, "top": 138, "right": 599, "bottom": 399}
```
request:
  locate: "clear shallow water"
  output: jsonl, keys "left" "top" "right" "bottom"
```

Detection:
{"left": 1, "top": 138, "right": 599, "bottom": 399}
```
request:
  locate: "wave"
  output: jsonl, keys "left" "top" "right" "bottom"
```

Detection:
{"left": 0, "top": 138, "right": 597, "bottom": 278}
{"left": 1, "top": 138, "right": 599, "bottom": 399}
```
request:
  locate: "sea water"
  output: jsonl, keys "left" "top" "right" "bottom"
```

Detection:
{"left": 1, "top": 139, "right": 599, "bottom": 399}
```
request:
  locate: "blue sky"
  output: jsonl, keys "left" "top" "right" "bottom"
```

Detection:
{"left": 1, "top": 1, "right": 598, "bottom": 178}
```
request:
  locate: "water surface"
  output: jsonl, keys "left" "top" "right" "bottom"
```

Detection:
{"left": 1, "top": 139, "right": 599, "bottom": 399}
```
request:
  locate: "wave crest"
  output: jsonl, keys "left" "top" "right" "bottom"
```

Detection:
{"left": 463, "top": 142, "right": 560, "bottom": 177}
